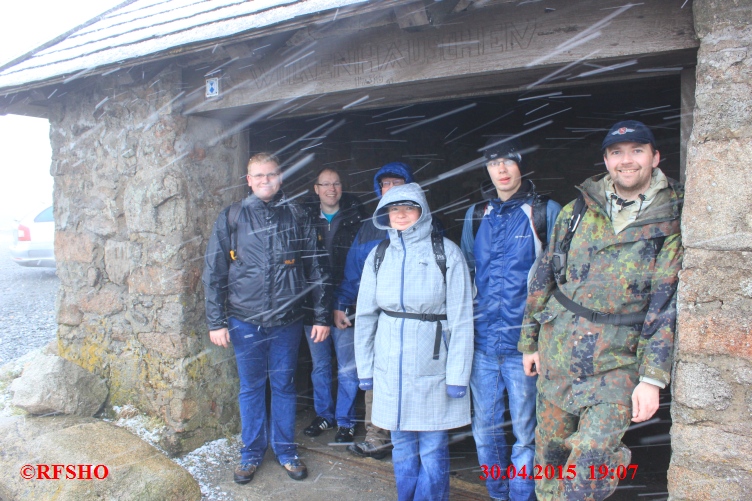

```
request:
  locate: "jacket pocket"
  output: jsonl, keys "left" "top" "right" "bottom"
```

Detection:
{"left": 373, "top": 323, "right": 391, "bottom": 373}
{"left": 534, "top": 298, "right": 565, "bottom": 325}
{"left": 536, "top": 300, "right": 567, "bottom": 378}
{"left": 442, "top": 325, "right": 451, "bottom": 352}
{"left": 568, "top": 318, "right": 640, "bottom": 377}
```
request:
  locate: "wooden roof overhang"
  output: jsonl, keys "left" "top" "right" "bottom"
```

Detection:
{"left": 0, "top": 0, "right": 699, "bottom": 121}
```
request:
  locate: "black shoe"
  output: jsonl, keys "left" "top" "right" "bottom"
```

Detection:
{"left": 347, "top": 439, "right": 390, "bottom": 460}
{"left": 233, "top": 462, "right": 257, "bottom": 484}
{"left": 281, "top": 458, "right": 308, "bottom": 480}
{"left": 334, "top": 426, "right": 355, "bottom": 443}
{"left": 304, "top": 416, "right": 334, "bottom": 437}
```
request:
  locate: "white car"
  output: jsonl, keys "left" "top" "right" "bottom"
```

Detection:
{"left": 9, "top": 205, "right": 55, "bottom": 268}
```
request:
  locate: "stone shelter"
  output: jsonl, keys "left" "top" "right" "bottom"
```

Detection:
{"left": 0, "top": 0, "right": 750, "bottom": 498}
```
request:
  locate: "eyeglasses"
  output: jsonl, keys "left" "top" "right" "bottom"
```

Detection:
{"left": 378, "top": 179, "right": 405, "bottom": 188}
{"left": 316, "top": 182, "right": 342, "bottom": 189}
{"left": 387, "top": 205, "right": 419, "bottom": 213}
{"left": 248, "top": 172, "right": 281, "bottom": 180}
{"left": 486, "top": 159, "right": 518, "bottom": 168}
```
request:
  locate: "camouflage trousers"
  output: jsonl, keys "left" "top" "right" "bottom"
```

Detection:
{"left": 534, "top": 393, "right": 631, "bottom": 501}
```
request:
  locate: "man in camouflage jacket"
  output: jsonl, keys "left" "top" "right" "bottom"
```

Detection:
{"left": 519, "top": 121, "right": 683, "bottom": 501}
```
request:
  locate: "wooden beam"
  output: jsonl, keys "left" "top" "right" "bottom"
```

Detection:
{"left": 394, "top": 2, "right": 430, "bottom": 30}
{"left": 0, "top": 93, "right": 50, "bottom": 118}
{"left": 426, "top": 0, "right": 462, "bottom": 26}
{"left": 285, "top": 9, "right": 395, "bottom": 47}
{"left": 189, "top": 52, "right": 694, "bottom": 123}
{"left": 453, "top": 0, "right": 474, "bottom": 14}
{"left": 184, "top": 0, "right": 698, "bottom": 118}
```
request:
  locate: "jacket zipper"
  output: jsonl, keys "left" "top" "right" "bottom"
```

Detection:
{"left": 576, "top": 186, "right": 680, "bottom": 230}
{"left": 397, "top": 232, "right": 406, "bottom": 430}
{"left": 266, "top": 205, "right": 274, "bottom": 316}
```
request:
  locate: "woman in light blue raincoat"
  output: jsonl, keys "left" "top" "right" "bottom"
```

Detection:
{"left": 354, "top": 183, "right": 474, "bottom": 501}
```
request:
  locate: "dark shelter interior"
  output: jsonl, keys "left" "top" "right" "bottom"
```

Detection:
{"left": 248, "top": 74, "right": 681, "bottom": 243}
{"left": 250, "top": 74, "right": 680, "bottom": 499}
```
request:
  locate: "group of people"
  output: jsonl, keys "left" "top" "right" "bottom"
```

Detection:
{"left": 202, "top": 120, "right": 683, "bottom": 501}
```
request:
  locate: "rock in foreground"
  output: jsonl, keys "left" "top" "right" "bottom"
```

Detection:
{"left": 10, "top": 354, "right": 108, "bottom": 416}
{"left": 0, "top": 415, "right": 201, "bottom": 501}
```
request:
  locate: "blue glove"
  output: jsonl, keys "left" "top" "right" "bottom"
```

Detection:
{"left": 446, "top": 385, "right": 467, "bottom": 398}
{"left": 359, "top": 378, "right": 374, "bottom": 391}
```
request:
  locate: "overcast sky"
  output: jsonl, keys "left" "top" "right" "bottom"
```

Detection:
{"left": 0, "top": 0, "right": 122, "bottom": 228}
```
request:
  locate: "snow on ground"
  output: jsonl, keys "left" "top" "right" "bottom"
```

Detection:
{"left": 174, "top": 437, "right": 240, "bottom": 501}
{"left": 110, "top": 403, "right": 239, "bottom": 500}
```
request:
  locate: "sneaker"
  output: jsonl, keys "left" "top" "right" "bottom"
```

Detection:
{"left": 233, "top": 462, "right": 257, "bottom": 484}
{"left": 281, "top": 458, "right": 308, "bottom": 481}
{"left": 334, "top": 426, "right": 355, "bottom": 443}
{"left": 304, "top": 416, "right": 334, "bottom": 437}
{"left": 346, "top": 438, "right": 391, "bottom": 460}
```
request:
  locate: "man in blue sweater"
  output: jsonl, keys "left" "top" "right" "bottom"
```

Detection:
{"left": 461, "top": 136, "right": 561, "bottom": 501}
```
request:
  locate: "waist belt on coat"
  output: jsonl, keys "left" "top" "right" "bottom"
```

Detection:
{"left": 382, "top": 310, "right": 448, "bottom": 360}
{"left": 553, "top": 288, "right": 647, "bottom": 326}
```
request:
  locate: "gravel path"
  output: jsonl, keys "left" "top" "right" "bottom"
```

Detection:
{"left": 0, "top": 231, "right": 59, "bottom": 366}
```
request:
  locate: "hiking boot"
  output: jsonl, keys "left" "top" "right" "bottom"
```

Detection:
{"left": 281, "top": 458, "right": 308, "bottom": 481}
{"left": 233, "top": 462, "right": 257, "bottom": 484}
{"left": 346, "top": 437, "right": 391, "bottom": 460}
{"left": 334, "top": 426, "right": 355, "bottom": 443}
{"left": 303, "top": 416, "right": 334, "bottom": 437}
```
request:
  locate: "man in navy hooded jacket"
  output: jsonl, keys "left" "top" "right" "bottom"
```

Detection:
{"left": 334, "top": 161, "right": 444, "bottom": 459}
{"left": 461, "top": 136, "right": 561, "bottom": 501}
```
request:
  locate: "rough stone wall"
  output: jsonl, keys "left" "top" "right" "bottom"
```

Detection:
{"left": 669, "top": 1, "right": 752, "bottom": 499}
{"left": 49, "top": 63, "right": 247, "bottom": 454}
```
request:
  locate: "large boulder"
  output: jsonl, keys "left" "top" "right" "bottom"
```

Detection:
{"left": 0, "top": 415, "right": 201, "bottom": 500}
{"left": 10, "top": 354, "right": 107, "bottom": 416}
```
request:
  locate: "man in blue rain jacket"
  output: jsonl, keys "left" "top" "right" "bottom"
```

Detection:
{"left": 461, "top": 136, "right": 561, "bottom": 501}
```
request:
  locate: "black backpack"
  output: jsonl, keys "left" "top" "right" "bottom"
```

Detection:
{"left": 373, "top": 231, "right": 447, "bottom": 283}
{"left": 226, "top": 201, "right": 243, "bottom": 261}
{"left": 471, "top": 193, "right": 551, "bottom": 248}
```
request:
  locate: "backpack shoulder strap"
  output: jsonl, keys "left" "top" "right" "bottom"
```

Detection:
{"left": 531, "top": 194, "right": 550, "bottom": 248}
{"left": 471, "top": 202, "right": 488, "bottom": 238}
{"left": 373, "top": 238, "right": 390, "bottom": 276}
{"left": 227, "top": 201, "right": 243, "bottom": 259}
{"left": 561, "top": 194, "right": 587, "bottom": 254}
{"left": 431, "top": 231, "right": 447, "bottom": 284}
{"left": 372, "top": 233, "right": 447, "bottom": 284}
{"left": 552, "top": 194, "right": 587, "bottom": 285}
{"left": 227, "top": 201, "right": 243, "bottom": 232}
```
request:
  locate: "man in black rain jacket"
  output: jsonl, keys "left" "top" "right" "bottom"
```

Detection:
{"left": 203, "top": 152, "right": 332, "bottom": 484}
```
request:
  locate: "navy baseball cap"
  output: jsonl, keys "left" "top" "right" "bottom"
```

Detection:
{"left": 602, "top": 120, "right": 656, "bottom": 151}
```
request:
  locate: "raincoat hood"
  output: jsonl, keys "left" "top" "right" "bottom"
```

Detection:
{"left": 373, "top": 183, "right": 432, "bottom": 240}
{"left": 372, "top": 162, "right": 416, "bottom": 197}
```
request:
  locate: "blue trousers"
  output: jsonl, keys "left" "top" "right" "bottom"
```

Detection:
{"left": 471, "top": 350, "right": 537, "bottom": 501}
{"left": 228, "top": 317, "right": 302, "bottom": 465}
{"left": 391, "top": 430, "right": 450, "bottom": 501}
{"left": 304, "top": 324, "right": 359, "bottom": 427}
